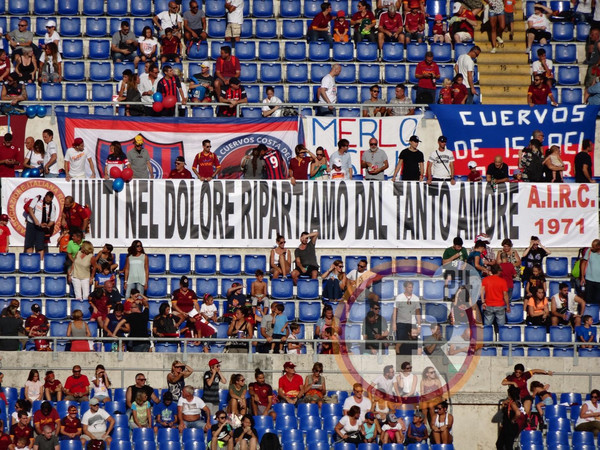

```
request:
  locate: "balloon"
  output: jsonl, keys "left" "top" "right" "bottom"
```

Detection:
{"left": 121, "top": 167, "right": 134, "bottom": 182}
{"left": 109, "top": 166, "right": 122, "bottom": 179}
{"left": 21, "top": 169, "right": 31, "bottom": 178}
{"left": 30, "top": 168, "right": 40, "bottom": 177}
{"left": 112, "top": 178, "right": 125, "bottom": 192}
{"left": 26, "top": 106, "right": 37, "bottom": 118}
{"left": 162, "top": 95, "right": 177, "bottom": 109}
{"left": 152, "top": 92, "right": 163, "bottom": 102}
{"left": 36, "top": 105, "right": 47, "bottom": 118}
{"left": 152, "top": 101, "right": 164, "bottom": 113}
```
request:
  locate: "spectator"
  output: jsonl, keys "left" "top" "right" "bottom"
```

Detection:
{"left": 38, "top": 43, "right": 61, "bottom": 83}
{"left": 531, "top": 48, "right": 554, "bottom": 86}
{"left": 225, "top": 0, "right": 244, "bottom": 45}
{"left": 192, "top": 140, "right": 221, "bottom": 180}
{"left": 315, "top": 304, "right": 341, "bottom": 354}
{"left": 454, "top": 46, "right": 480, "bottom": 103}
{"left": 527, "top": 74, "right": 557, "bottom": 106}
{"left": 394, "top": 361, "right": 418, "bottom": 401}
{"left": 574, "top": 139, "right": 595, "bottom": 183}
{"left": 486, "top": 156, "right": 510, "bottom": 183}
{"left": 63, "top": 366, "right": 90, "bottom": 402}
{"left": 203, "top": 359, "right": 227, "bottom": 416}
{"left": 277, "top": 362, "right": 304, "bottom": 405}
{"left": 504, "top": 0, "right": 515, "bottom": 40}
{"left": 381, "top": 413, "right": 406, "bottom": 444}
{"left": 67, "top": 241, "right": 94, "bottom": 300}
{"left": 543, "top": 145, "right": 565, "bottom": 182}
{"left": 378, "top": 5, "right": 404, "bottom": 49}
{"left": 334, "top": 406, "right": 364, "bottom": 444}
{"left": 291, "top": 231, "right": 320, "bottom": 283}
{"left": 213, "top": 46, "right": 240, "bottom": 95}
{"left": 310, "top": 146, "right": 330, "bottom": 180}
{"left": 405, "top": 411, "right": 428, "bottom": 445}
{"left": 61, "top": 197, "right": 89, "bottom": 235}
{"left": 482, "top": 264, "right": 509, "bottom": 327}
{"left": 248, "top": 369, "right": 276, "bottom": 419}
{"left": 526, "top": 286, "right": 551, "bottom": 328}
{"left": 333, "top": 11, "right": 350, "bottom": 42}
{"left": 0, "top": 50, "right": 10, "bottom": 83}
{"left": 321, "top": 259, "right": 347, "bottom": 302}
{"left": 261, "top": 86, "right": 283, "bottom": 117}
{"left": 438, "top": 78, "right": 453, "bottom": 104}
{"left": 431, "top": 401, "right": 453, "bottom": 444}
{"left": 153, "top": 303, "right": 184, "bottom": 342}
{"left": 65, "top": 309, "right": 91, "bottom": 352}
{"left": 232, "top": 415, "right": 258, "bottom": 450}
{"left": 227, "top": 374, "right": 248, "bottom": 415}
{"left": 157, "top": 65, "right": 187, "bottom": 116}
{"left": 33, "top": 402, "right": 60, "bottom": 436}
{"left": 250, "top": 271, "right": 268, "bottom": 323}
{"left": 524, "top": 263, "right": 546, "bottom": 300}
{"left": 329, "top": 139, "right": 353, "bottom": 179}
{"left": 183, "top": 0, "right": 207, "bottom": 47}
{"left": 226, "top": 308, "right": 253, "bottom": 353}
{"left": 8, "top": 19, "right": 35, "bottom": 64}
{"left": 526, "top": 3, "right": 553, "bottom": 53}
{"left": 420, "top": 367, "right": 443, "bottom": 425}
{"left": 138, "top": 27, "right": 158, "bottom": 64}
{"left": 126, "top": 374, "right": 160, "bottom": 411}
{"left": 466, "top": 161, "right": 482, "bottom": 181}
{"left": 575, "top": 315, "right": 596, "bottom": 348}
{"left": 125, "top": 298, "right": 151, "bottom": 352}
{"left": 65, "top": 138, "right": 95, "bottom": 181}
{"left": 317, "top": 64, "right": 342, "bottom": 116}
{"left": 24, "top": 370, "right": 44, "bottom": 403}
{"left": 307, "top": 2, "right": 334, "bottom": 45}
{"left": 403, "top": 1, "right": 426, "bottom": 43}
{"left": 40, "top": 129, "right": 59, "bottom": 177}
{"left": 288, "top": 144, "right": 316, "bottom": 183}
{"left": 24, "top": 304, "right": 49, "bottom": 351}
{"left": 0, "top": 214, "right": 9, "bottom": 254}
{"left": 154, "top": 391, "right": 179, "bottom": 432}
{"left": 11, "top": 45, "right": 37, "bottom": 83}
{"left": 496, "top": 238, "right": 521, "bottom": 271}
{"left": 269, "top": 235, "right": 292, "bottom": 279}
{"left": 103, "top": 142, "right": 130, "bottom": 179}
{"left": 167, "top": 156, "right": 192, "bottom": 179}
{"left": 23, "top": 138, "right": 44, "bottom": 172}
{"left": 450, "top": 73, "right": 469, "bottom": 104}
{"left": 217, "top": 76, "right": 247, "bottom": 117}
{"left": 189, "top": 62, "right": 214, "bottom": 103}
{"left": 90, "top": 365, "right": 111, "bottom": 404}
{"left": 520, "top": 139, "right": 545, "bottom": 182}
{"left": 550, "top": 281, "right": 585, "bottom": 327}
{"left": 426, "top": 136, "right": 454, "bottom": 183}
{"left": 431, "top": 14, "right": 450, "bottom": 43}
{"left": 153, "top": 1, "right": 183, "bottom": 38}
{"left": 210, "top": 411, "right": 233, "bottom": 450}
{"left": 487, "top": 0, "right": 505, "bottom": 54}
{"left": 160, "top": 28, "right": 182, "bottom": 63}
{"left": 81, "top": 398, "right": 114, "bottom": 447}
{"left": 415, "top": 51, "right": 440, "bottom": 104}
{"left": 343, "top": 384, "right": 372, "bottom": 419}
{"left": 522, "top": 236, "right": 550, "bottom": 283}
{"left": 44, "top": 372, "right": 62, "bottom": 402}
{"left": 346, "top": 259, "right": 375, "bottom": 300}
{"left": 360, "top": 411, "right": 380, "bottom": 443}
{"left": 363, "top": 84, "right": 388, "bottom": 117}
{"left": 89, "top": 278, "right": 121, "bottom": 316}
{"left": 139, "top": 64, "right": 161, "bottom": 115}
{"left": 363, "top": 307, "right": 389, "bottom": 354}
{"left": 0, "top": 306, "right": 23, "bottom": 351}
{"left": 302, "top": 362, "right": 327, "bottom": 406}
{"left": 24, "top": 191, "right": 56, "bottom": 259}
{"left": 0, "top": 133, "right": 20, "bottom": 178}
{"left": 111, "top": 21, "right": 139, "bottom": 66}
{"left": 361, "top": 138, "right": 388, "bottom": 180}
{"left": 450, "top": 3, "right": 477, "bottom": 44}
{"left": 351, "top": 0, "right": 377, "bottom": 43}
{"left": 496, "top": 386, "right": 524, "bottom": 450}
{"left": 103, "top": 303, "right": 129, "bottom": 350}
{"left": 369, "top": 365, "right": 396, "bottom": 398}
{"left": 178, "top": 386, "right": 211, "bottom": 431}
{"left": 575, "top": 389, "right": 600, "bottom": 436}
{"left": 1, "top": 76, "right": 27, "bottom": 108}
{"left": 127, "top": 136, "right": 152, "bottom": 179}
{"left": 392, "top": 281, "right": 422, "bottom": 354}
{"left": 581, "top": 239, "right": 600, "bottom": 305}
{"left": 129, "top": 391, "right": 152, "bottom": 429}
{"left": 388, "top": 84, "right": 414, "bottom": 116}
{"left": 58, "top": 405, "right": 82, "bottom": 441}
{"left": 10, "top": 412, "right": 34, "bottom": 449}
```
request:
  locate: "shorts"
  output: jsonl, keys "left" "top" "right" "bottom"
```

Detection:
{"left": 406, "top": 31, "right": 424, "bottom": 41}
{"left": 454, "top": 31, "right": 473, "bottom": 41}
{"left": 82, "top": 431, "right": 105, "bottom": 441}
{"left": 384, "top": 32, "right": 404, "bottom": 41}
{"left": 489, "top": 7, "right": 504, "bottom": 16}
{"left": 162, "top": 53, "right": 179, "bottom": 60}
{"left": 527, "top": 29, "right": 551, "bottom": 42}
{"left": 299, "top": 264, "right": 319, "bottom": 275}
{"left": 90, "top": 311, "right": 108, "bottom": 321}
{"left": 504, "top": 11, "right": 514, "bottom": 24}
{"left": 24, "top": 222, "right": 45, "bottom": 251}
{"left": 226, "top": 23, "right": 241, "bottom": 38}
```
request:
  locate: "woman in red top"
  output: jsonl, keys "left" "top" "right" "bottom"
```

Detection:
{"left": 351, "top": 0, "right": 377, "bottom": 43}
{"left": 451, "top": 74, "right": 468, "bottom": 104}
{"left": 288, "top": 145, "right": 316, "bottom": 183}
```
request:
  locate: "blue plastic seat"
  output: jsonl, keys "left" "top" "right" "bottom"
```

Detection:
{"left": 280, "top": 0, "right": 302, "bottom": 17}
{"left": 372, "top": 279, "right": 395, "bottom": 300}
{"left": 146, "top": 277, "right": 168, "bottom": 298}
{"left": 304, "top": 0, "right": 321, "bottom": 17}
{"left": 24, "top": 83, "right": 37, "bottom": 101}
{"left": 132, "top": 441, "right": 156, "bottom": 450}
{"left": 309, "top": 41, "right": 331, "bottom": 62}
{"left": 253, "top": 415, "right": 274, "bottom": 429}
{"left": 130, "top": 0, "right": 152, "bottom": 15}
{"left": 60, "top": 440, "right": 83, "bottom": 450}
{"left": 66, "top": 83, "right": 88, "bottom": 102}
{"left": 310, "top": 63, "right": 332, "bottom": 82}
{"left": 333, "top": 42, "right": 354, "bottom": 62}
{"left": 89, "top": 62, "right": 111, "bottom": 82}
{"left": 61, "top": 62, "right": 84, "bottom": 82}
{"left": 68, "top": 104, "right": 90, "bottom": 114}
{"left": 498, "top": 325, "right": 522, "bottom": 343}
{"left": 194, "top": 255, "right": 216, "bottom": 275}
{"left": 244, "top": 85, "right": 260, "bottom": 103}
{"left": 552, "top": 22, "right": 574, "bottom": 41}
{"left": 191, "top": 106, "right": 214, "bottom": 118}
{"left": 406, "top": 42, "right": 428, "bottom": 62}
{"left": 258, "top": 41, "right": 280, "bottom": 61}
{"left": 505, "top": 302, "right": 524, "bottom": 323}
{"left": 233, "top": 42, "right": 255, "bottom": 63}
{"left": 9, "top": 0, "right": 29, "bottom": 14}
{"left": 182, "top": 442, "right": 204, "bottom": 450}
{"left": 382, "top": 42, "right": 404, "bottom": 62}
{"left": 330, "top": 63, "right": 352, "bottom": 84}
{"left": 426, "top": 0, "right": 446, "bottom": 17}
{"left": 242, "top": 255, "right": 266, "bottom": 275}
{"left": 83, "top": 0, "right": 104, "bottom": 15}
{"left": 527, "top": 347, "right": 550, "bottom": 357}
{"left": 90, "top": 83, "right": 112, "bottom": 103}
{"left": 87, "top": 40, "right": 110, "bottom": 60}
{"left": 438, "top": 64, "right": 454, "bottom": 82}
{"left": 58, "top": 0, "right": 78, "bottom": 14}
{"left": 70, "top": 299, "right": 92, "bottom": 320}
{"left": 107, "top": 0, "right": 127, "bottom": 15}
{"left": 559, "top": 392, "right": 582, "bottom": 405}
{"left": 422, "top": 280, "right": 444, "bottom": 301}
{"left": 288, "top": 85, "right": 310, "bottom": 103}
{"left": 57, "top": 17, "right": 80, "bottom": 37}
{"left": 205, "top": 0, "right": 226, "bottom": 16}
{"left": 557, "top": 65, "right": 580, "bottom": 85}
{"left": 256, "top": 19, "right": 277, "bottom": 37}
{"left": 110, "top": 441, "right": 131, "bottom": 450}
{"left": 424, "top": 302, "right": 448, "bottom": 323}
{"left": 238, "top": 62, "right": 257, "bottom": 83}
{"left": 45, "top": 299, "right": 68, "bottom": 320}
{"left": 282, "top": 19, "right": 304, "bottom": 38}
{"left": 576, "top": 21, "right": 590, "bottom": 41}
{"left": 207, "top": 18, "right": 227, "bottom": 38}
{"left": 147, "top": 254, "right": 167, "bottom": 275}
{"left": 572, "top": 431, "right": 595, "bottom": 447}
{"left": 546, "top": 430, "right": 569, "bottom": 446}
{"left": 578, "top": 347, "right": 600, "bottom": 357}
{"left": 187, "top": 42, "right": 209, "bottom": 60}
{"left": 114, "top": 62, "right": 135, "bottom": 81}
{"left": 356, "top": 42, "right": 378, "bottom": 61}
{"left": 260, "top": 63, "right": 282, "bottom": 83}
{"left": 0, "top": 254, "right": 15, "bottom": 273}
{"left": 19, "top": 253, "right": 41, "bottom": 273}
{"left": 219, "top": 255, "right": 242, "bottom": 276}
{"left": 271, "top": 278, "right": 294, "bottom": 299}
{"left": 62, "top": 39, "right": 84, "bottom": 60}
{"left": 43, "top": 253, "right": 66, "bottom": 274}
{"left": 168, "top": 254, "right": 191, "bottom": 275}
{"left": 240, "top": 107, "right": 262, "bottom": 118}
{"left": 546, "top": 257, "right": 569, "bottom": 277}
{"left": 284, "top": 42, "right": 307, "bottom": 62}
{"left": 431, "top": 43, "right": 452, "bottom": 62}
{"left": 337, "top": 86, "right": 358, "bottom": 104}
{"left": 280, "top": 428, "right": 302, "bottom": 440}
{"left": 133, "top": 18, "right": 153, "bottom": 36}
{"left": 357, "top": 63, "right": 380, "bottom": 84}
{"left": 420, "top": 256, "right": 442, "bottom": 276}
{"left": 20, "top": 276, "right": 42, "bottom": 297}
{"left": 335, "top": 444, "right": 358, "bottom": 450}
{"left": 132, "top": 429, "right": 155, "bottom": 443}
{"left": 554, "top": 43, "right": 577, "bottom": 63}
{"left": 50, "top": 320, "right": 70, "bottom": 337}
{"left": 240, "top": 20, "right": 253, "bottom": 38}
{"left": 296, "top": 279, "right": 320, "bottom": 300}
{"left": 41, "top": 83, "right": 63, "bottom": 101}
{"left": 561, "top": 87, "right": 583, "bottom": 104}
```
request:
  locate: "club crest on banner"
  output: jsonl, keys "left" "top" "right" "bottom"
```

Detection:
{"left": 214, "top": 134, "right": 293, "bottom": 178}
{"left": 5, "top": 180, "right": 65, "bottom": 237}
{"left": 95, "top": 135, "right": 184, "bottom": 179}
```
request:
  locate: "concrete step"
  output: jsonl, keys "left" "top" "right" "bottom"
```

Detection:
{"left": 479, "top": 72, "right": 532, "bottom": 85}
{"left": 473, "top": 39, "right": 526, "bottom": 52}
{"left": 477, "top": 51, "right": 529, "bottom": 64}
{"left": 478, "top": 64, "right": 532, "bottom": 74}
{"left": 481, "top": 94, "right": 528, "bottom": 104}
{"left": 481, "top": 85, "right": 529, "bottom": 96}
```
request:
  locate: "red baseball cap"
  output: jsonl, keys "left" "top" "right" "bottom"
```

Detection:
{"left": 209, "top": 358, "right": 221, "bottom": 367}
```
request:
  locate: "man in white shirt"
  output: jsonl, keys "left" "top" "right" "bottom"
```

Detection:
{"left": 154, "top": 1, "right": 183, "bottom": 37}
{"left": 178, "top": 385, "right": 212, "bottom": 432}
{"left": 139, "top": 63, "right": 161, "bottom": 115}
{"left": 551, "top": 282, "right": 586, "bottom": 327}
{"left": 392, "top": 280, "right": 422, "bottom": 354}
{"left": 454, "top": 45, "right": 480, "bottom": 103}
{"left": 225, "top": 0, "right": 244, "bottom": 44}
{"left": 81, "top": 398, "right": 115, "bottom": 446}
{"left": 342, "top": 383, "right": 372, "bottom": 419}
{"left": 426, "top": 135, "right": 455, "bottom": 184}
{"left": 317, "top": 64, "right": 342, "bottom": 116}
{"left": 369, "top": 365, "right": 396, "bottom": 397}
{"left": 42, "top": 129, "right": 60, "bottom": 177}
{"left": 24, "top": 191, "right": 57, "bottom": 258}
{"left": 328, "top": 138, "right": 353, "bottom": 179}
{"left": 64, "top": 138, "right": 95, "bottom": 181}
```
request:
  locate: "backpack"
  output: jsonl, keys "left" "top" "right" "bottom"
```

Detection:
{"left": 571, "top": 247, "right": 590, "bottom": 279}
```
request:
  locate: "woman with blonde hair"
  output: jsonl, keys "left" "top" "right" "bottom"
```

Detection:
{"left": 68, "top": 241, "right": 94, "bottom": 300}
{"left": 166, "top": 360, "right": 193, "bottom": 401}
{"left": 38, "top": 42, "right": 62, "bottom": 83}
{"left": 67, "top": 309, "right": 91, "bottom": 352}
{"left": 303, "top": 362, "right": 327, "bottom": 407}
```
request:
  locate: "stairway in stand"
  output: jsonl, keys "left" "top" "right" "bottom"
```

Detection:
{"left": 475, "top": 0, "right": 531, "bottom": 104}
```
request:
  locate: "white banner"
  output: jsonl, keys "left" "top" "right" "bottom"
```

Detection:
{"left": 2, "top": 179, "right": 597, "bottom": 248}
{"left": 302, "top": 116, "right": 423, "bottom": 178}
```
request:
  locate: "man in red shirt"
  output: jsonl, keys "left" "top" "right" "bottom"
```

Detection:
{"left": 61, "top": 196, "right": 90, "bottom": 234}
{"left": 168, "top": 156, "right": 193, "bottom": 179}
{"left": 24, "top": 304, "right": 49, "bottom": 351}
{"left": 214, "top": 45, "right": 241, "bottom": 97}
{"left": 527, "top": 75, "right": 558, "bottom": 106}
{"left": 0, "top": 420, "right": 11, "bottom": 450}
{"left": 260, "top": 144, "right": 288, "bottom": 180}
{"left": 9, "top": 412, "right": 34, "bottom": 448}
{"left": 0, "top": 133, "right": 20, "bottom": 177}
{"left": 453, "top": 3, "right": 477, "bottom": 43}
{"left": 481, "top": 264, "right": 510, "bottom": 327}
{"left": 59, "top": 405, "right": 82, "bottom": 441}
{"left": 192, "top": 140, "right": 222, "bottom": 181}
{"left": 378, "top": 5, "right": 404, "bottom": 49}
{"left": 307, "top": 2, "right": 333, "bottom": 45}
{"left": 277, "top": 362, "right": 305, "bottom": 405}
{"left": 415, "top": 51, "right": 440, "bottom": 104}
{"left": 63, "top": 366, "right": 90, "bottom": 403}
{"left": 403, "top": 1, "right": 425, "bottom": 43}
{"left": 33, "top": 402, "right": 60, "bottom": 435}
{"left": 288, "top": 145, "right": 316, "bottom": 184}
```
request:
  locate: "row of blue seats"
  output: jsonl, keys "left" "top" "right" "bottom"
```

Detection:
{"left": 520, "top": 429, "right": 600, "bottom": 449}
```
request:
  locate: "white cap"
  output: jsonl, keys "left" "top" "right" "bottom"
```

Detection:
{"left": 200, "top": 61, "right": 210, "bottom": 68}
{"left": 332, "top": 157, "right": 342, "bottom": 167}
{"left": 453, "top": 2, "right": 462, "bottom": 13}
{"left": 46, "top": 20, "right": 56, "bottom": 27}
{"left": 467, "top": 161, "right": 477, "bottom": 168}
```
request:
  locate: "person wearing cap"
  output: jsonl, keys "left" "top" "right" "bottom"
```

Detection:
{"left": 139, "top": 63, "right": 161, "bottom": 114}
{"left": 404, "top": 1, "right": 425, "bottom": 43}
{"left": 388, "top": 83, "right": 414, "bottom": 116}
{"left": 360, "top": 411, "right": 380, "bottom": 443}
{"left": 58, "top": 404, "right": 81, "bottom": 440}
{"left": 392, "top": 135, "right": 424, "bottom": 181}
{"left": 415, "top": 51, "right": 440, "bottom": 104}
{"left": 451, "top": 3, "right": 477, "bottom": 43}
{"left": 378, "top": 5, "right": 404, "bottom": 50}
{"left": 41, "top": 20, "right": 61, "bottom": 53}
{"left": 333, "top": 10, "right": 350, "bottom": 42}
{"left": 277, "top": 362, "right": 305, "bottom": 405}
{"left": 0, "top": 213, "right": 11, "bottom": 253}
{"left": 214, "top": 45, "right": 240, "bottom": 96}
{"left": 426, "top": 136, "right": 455, "bottom": 184}
{"left": 192, "top": 140, "right": 221, "bottom": 181}
{"left": 24, "top": 304, "right": 49, "bottom": 351}
{"left": 307, "top": 2, "right": 334, "bottom": 45}
{"left": 454, "top": 46, "right": 480, "bottom": 103}
{"left": 168, "top": 156, "right": 193, "bottom": 179}
{"left": 202, "top": 359, "right": 227, "bottom": 416}
{"left": 310, "top": 146, "right": 330, "bottom": 180}
{"left": 526, "top": 3, "right": 553, "bottom": 54}
{"left": 261, "top": 86, "right": 283, "bottom": 118}
{"left": 127, "top": 135, "right": 153, "bottom": 179}
{"left": 467, "top": 161, "right": 482, "bottom": 182}
{"left": 381, "top": 413, "right": 406, "bottom": 444}
{"left": 486, "top": 155, "right": 510, "bottom": 183}
{"left": 0, "top": 133, "right": 21, "bottom": 178}
{"left": 189, "top": 62, "right": 214, "bottom": 103}
{"left": 329, "top": 157, "right": 346, "bottom": 179}
{"left": 351, "top": 0, "right": 377, "bottom": 43}
{"left": 361, "top": 138, "right": 388, "bottom": 180}
{"left": 171, "top": 275, "right": 200, "bottom": 330}
{"left": 183, "top": 0, "right": 207, "bottom": 47}
{"left": 217, "top": 76, "right": 247, "bottom": 117}
{"left": 64, "top": 138, "right": 95, "bottom": 181}
{"left": 405, "top": 411, "right": 428, "bottom": 444}
{"left": 431, "top": 14, "right": 449, "bottom": 43}
{"left": 24, "top": 191, "right": 56, "bottom": 259}
{"left": 81, "top": 398, "right": 115, "bottom": 447}
{"left": 317, "top": 64, "right": 342, "bottom": 116}
{"left": 329, "top": 139, "right": 353, "bottom": 179}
